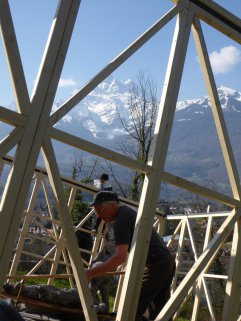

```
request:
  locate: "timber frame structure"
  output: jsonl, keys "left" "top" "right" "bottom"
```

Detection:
{"left": 0, "top": 0, "right": 241, "bottom": 320}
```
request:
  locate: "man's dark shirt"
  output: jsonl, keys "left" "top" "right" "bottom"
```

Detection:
{"left": 114, "top": 205, "right": 171, "bottom": 264}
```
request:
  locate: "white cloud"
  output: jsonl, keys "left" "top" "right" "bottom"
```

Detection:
{"left": 58, "top": 77, "right": 77, "bottom": 87}
{"left": 209, "top": 46, "right": 241, "bottom": 74}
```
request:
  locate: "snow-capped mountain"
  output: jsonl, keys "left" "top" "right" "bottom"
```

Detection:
{"left": 2, "top": 77, "right": 241, "bottom": 194}
{"left": 52, "top": 80, "right": 241, "bottom": 194}
{"left": 53, "top": 76, "right": 132, "bottom": 140}
{"left": 166, "top": 86, "right": 241, "bottom": 194}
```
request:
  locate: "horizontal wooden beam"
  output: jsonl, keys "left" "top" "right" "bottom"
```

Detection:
{"left": 49, "top": 5, "right": 180, "bottom": 126}
{"left": 171, "top": 0, "right": 241, "bottom": 44}
{"left": 162, "top": 171, "right": 240, "bottom": 207}
{"left": 49, "top": 127, "right": 152, "bottom": 175}
{"left": 0, "top": 105, "right": 26, "bottom": 127}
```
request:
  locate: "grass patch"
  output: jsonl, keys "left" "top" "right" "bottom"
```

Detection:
{"left": 10, "top": 270, "right": 71, "bottom": 289}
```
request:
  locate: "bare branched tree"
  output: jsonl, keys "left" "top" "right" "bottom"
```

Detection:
{"left": 104, "top": 160, "right": 130, "bottom": 197}
{"left": 71, "top": 152, "right": 99, "bottom": 183}
{"left": 117, "top": 71, "right": 159, "bottom": 200}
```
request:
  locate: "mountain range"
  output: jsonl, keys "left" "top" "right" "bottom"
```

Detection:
{"left": 2, "top": 76, "right": 241, "bottom": 196}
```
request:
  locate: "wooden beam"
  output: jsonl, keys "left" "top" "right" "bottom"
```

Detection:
{"left": 162, "top": 171, "right": 240, "bottom": 207}
{"left": 49, "top": 5, "right": 180, "bottom": 126}
{"left": 0, "top": 106, "right": 26, "bottom": 127}
{"left": 50, "top": 127, "right": 152, "bottom": 175}
{"left": 0, "top": 1, "right": 30, "bottom": 115}
{"left": 222, "top": 218, "right": 241, "bottom": 321}
{"left": 42, "top": 137, "right": 97, "bottom": 321}
{"left": 156, "top": 208, "right": 241, "bottom": 321}
{"left": 0, "top": 1, "right": 84, "bottom": 306}
{"left": 8, "top": 174, "right": 42, "bottom": 278}
{"left": 192, "top": 17, "right": 241, "bottom": 200}
{"left": 0, "top": 127, "right": 23, "bottom": 158}
{"left": 171, "top": 0, "right": 241, "bottom": 44}
{"left": 117, "top": 6, "right": 194, "bottom": 320}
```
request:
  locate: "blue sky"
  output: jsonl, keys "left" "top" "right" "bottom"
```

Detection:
{"left": 1, "top": 0, "right": 241, "bottom": 108}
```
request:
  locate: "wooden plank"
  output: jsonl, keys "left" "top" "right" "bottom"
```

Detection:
{"left": 41, "top": 137, "right": 97, "bottom": 321}
{"left": 48, "top": 186, "right": 77, "bottom": 287}
{"left": 50, "top": 127, "right": 152, "bottom": 175}
{"left": 8, "top": 174, "right": 42, "bottom": 277}
{"left": 0, "top": 1, "right": 30, "bottom": 115}
{"left": 222, "top": 218, "right": 241, "bottom": 321}
{"left": 171, "top": 0, "right": 241, "bottom": 44}
{"left": 186, "top": 217, "right": 216, "bottom": 321}
{"left": 172, "top": 219, "right": 186, "bottom": 291}
{"left": 0, "top": 0, "right": 80, "bottom": 295}
{"left": 0, "top": 105, "right": 26, "bottom": 127}
{"left": 6, "top": 274, "right": 74, "bottom": 279}
{"left": 117, "top": 7, "right": 194, "bottom": 321}
{"left": 49, "top": 5, "right": 180, "bottom": 126}
{"left": 156, "top": 208, "right": 241, "bottom": 321}
{"left": 168, "top": 212, "right": 229, "bottom": 220}
{"left": 192, "top": 17, "right": 241, "bottom": 200}
{"left": 191, "top": 215, "right": 214, "bottom": 321}
{"left": 163, "top": 171, "right": 240, "bottom": 207}
{"left": 2, "top": 152, "right": 144, "bottom": 210}
{"left": 0, "top": 127, "right": 23, "bottom": 158}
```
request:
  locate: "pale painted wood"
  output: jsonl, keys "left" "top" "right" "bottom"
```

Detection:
{"left": 186, "top": 218, "right": 198, "bottom": 261}
{"left": 113, "top": 264, "right": 126, "bottom": 312}
{"left": 191, "top": 1, "right": 241, "bottom": 44}
{"left": 171, "top": 0, "right": 241, "bottom": 44}
{"left": 172, "top": 219, "right": 186, "bottom": 291}
{"left": 0, "top": 1, "right": 30, "bottom": 115}
{"left": 117, "top": 7, "right": 194, "bottom": 321}
{"left": 25, "top": 232, "right": 55, "bottom": 244}
{"left": 192, "top": 215, "right": 214, "bottom": 321}
{"left": 222, "top": 219, "right": 241, "bottom": 321}
{"left": 41, "top": 137, "right": 97, "bottom": 321}
{"left": 155, "top": 208, "right": 241, "bottom": 321}
{"left": 192, "top": 17, "right": 241, "bottom": 200}
{"left": 89, "top": 221, "right": 105, "bottom": 265}
{"left": 74, "top": 208, "right": 96, "bottom": 229}
{"left": 168, "top": 212, "right": 229, "bottom": 220}
{"left": 8, "top": 174, "right": 42, "bottom": 277}
{"left": 2, "top": 132, "right": 237, "bottom": 211}
{"left": 0, "top": 128, "right": 23, "bottom": 158}
{"left": 27, "top": 245, "right": 71, "bottom": 275}
{"left": 41, "top": 176, "right": 62, "bottom": 238}
{"left": 203, "top": 274, "right": 228, "bottom": 280}
{"left": 163, "top": 171, "right": 239, "bottom": 207}
{"left": 0, "top": 4, "right": 99, "bottom": 320}
{"left": 0, "top": 106, "right": 26, "bottom": 127}
{"left": 21, "top": 250, "right": 60, "bottom": 262}
{"left": 7, "top": 274, "right": 74, "bottom": 280}
{"left": 50, "top": 127, "right": 152, "bottom": 174}
{"left": 48, "top": 186, "right": 77, "bottom": 286}
{"left": 49, "top": 5, "right": 180, "bottom": 126}
{"left": 156, "top": 216, "right": 167, "bottom": 235}
{"left": 26, "top": 209, "right": 96, "bottom": 275}
{"left": 186, "top": 218, "right": 216, "bottom": 321}
{"left": 167, "top": 220, "right": 182, "bottom": 248}
{"left": 0, "top": 1, "right": 241, "bottom": 320}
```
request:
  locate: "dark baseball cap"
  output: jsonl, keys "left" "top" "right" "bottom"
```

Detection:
{"left": 90, "top": 191, "right": 119, "bottom": 207}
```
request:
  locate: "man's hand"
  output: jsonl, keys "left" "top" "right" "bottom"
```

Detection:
{"left": 86, "top": 268, "right": 94, "bottom": 282}
{"left": 86, "top": 244, "right": 128, "bottom": 282}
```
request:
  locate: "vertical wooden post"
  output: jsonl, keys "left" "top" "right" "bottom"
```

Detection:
{"left": 117, "top": 5, "right": 193, "bottom": 320}
{"left": 222, "top": 219, "right": 241, "bottom": 321}
{"left": 8, "top": 174, "right": 41, "bottom": 277}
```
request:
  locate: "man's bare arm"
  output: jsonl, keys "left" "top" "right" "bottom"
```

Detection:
{"left": 86, "top": 244, "right": 128, "bottom": 281}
